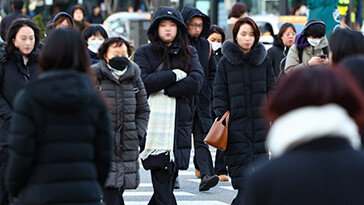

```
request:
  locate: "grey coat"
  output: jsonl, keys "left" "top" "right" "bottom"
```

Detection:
{"left": 92, "top": 59, "right": 150, "bottom": 190}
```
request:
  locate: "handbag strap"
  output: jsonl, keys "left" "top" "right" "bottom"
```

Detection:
{"left": 219, "top": 111, "right": 230, "bottom": 126}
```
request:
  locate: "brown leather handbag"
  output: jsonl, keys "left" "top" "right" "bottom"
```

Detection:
{"left": 204, "top": 111, "right": 230, "bottom": 151}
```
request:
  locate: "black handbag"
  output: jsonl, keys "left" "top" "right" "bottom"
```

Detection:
{"left": 141, "top": 152, "right": 170, "bottom": 170}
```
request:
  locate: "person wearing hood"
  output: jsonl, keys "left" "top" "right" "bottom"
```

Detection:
{"left": 267, "top": 23, "right": 296, "bottom": 78}
{"left": 6, "top": 28, "right": 112, "bottom": 204}
{"left": 244, "top": 66, "right": 364, "bottom": 205}
{"left": 83, "top": 25, "right": 108, "bottom": 65}
{"left": 92, "top": 37, "right": 150, "bottom": 205}
{"left": 71, "top": 5, "right": 91, "bottom": 33}
{"left": 284, "top": 20, "right": 329, "bottom": 72}
{"left": 181, "top": 6, "right": 219, "bottom": 191}
{"left": 213, "top": 17, "right": 275, "bottom": 204}
{"left": 45, "top": 12, "right": 74, "bottom": 37}
{"left": 133, "top": 6, "right": 204, "bottom": 205}
{"left": 0, "top": 18, "right": 40, "bottom": 204}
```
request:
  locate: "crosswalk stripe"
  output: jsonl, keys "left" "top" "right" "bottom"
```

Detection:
{"left": 124, "top": 191, "right": 195, "bottom": 196}
{"left": 126, "top": 201, "right": 229, "bottom": 205}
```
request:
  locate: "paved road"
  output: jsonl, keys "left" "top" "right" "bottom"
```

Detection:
{"left": 124, "top": 149, "right": 237, "bottom": 204}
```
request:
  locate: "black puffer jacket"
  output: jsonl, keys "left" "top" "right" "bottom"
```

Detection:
{"left": 213, "top": 40, "right": 275, "bottom": 190}
{"left": 134, "top": 6, "right": 204, "bottom": 170}
{"left": 92, "top": 59, "right": 150, "bottom": 190}
{"left": 0, "top": 45, "right": 39, "bottom": 194}
{"left": 181, "top": 6, "right": 216, "bottom": 133}
{"left": 267, "top": 37, "right": 288, "bottom": 78}
{"left": 6, "top": 70, "right": 112, "bottom": 204}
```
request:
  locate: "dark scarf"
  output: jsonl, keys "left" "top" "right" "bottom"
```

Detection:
{"left": 75, "top": 20, "right": 87, "bottom": 32}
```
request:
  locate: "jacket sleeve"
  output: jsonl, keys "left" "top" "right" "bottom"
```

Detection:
{"left": 93, "top": 95, "right": 112, "bottom": 186}
{"left": 266, "top": 58, "right": 276, "bottom": 92}
{"left": 244, "top": 169, "right": 269, "bottom": 205}
{"left": 213, "top": 60, "right": 229, "bottom": 118}
{"left": 164, "top": 49, "right": 204, "bottom": 97}
{"left": 135, "top": 76, "right": 150, "bottom": 141}
{"left": 6, "top": 90, "right": 36, "bottom": 198}
{"left": 284, "top": 45, "right": 309, "bottom": 73}
{"left": 0, "top": 64, "right": 14, "bottom": 121}
{"left": 133, "top": 46, "right": 177, "bottom": 95}
{"left": 209, "top": 51, "right": 217, "bottom": 95}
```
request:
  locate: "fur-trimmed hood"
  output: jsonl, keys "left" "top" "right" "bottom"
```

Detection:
{"left": 267, "top": 104, "right": 361, "bottom": 158}
{"left": 221, "top": 40, "right": 267, "bottom": 66}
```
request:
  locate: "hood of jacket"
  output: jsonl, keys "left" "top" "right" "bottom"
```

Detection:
{"left": 267, "top": 104, "right": 361, "bottom": 158}
{"left": 147, "top": 6, "right": 187, "bottom": 42}
{"left": 26, "top": 70, "right": 96, "bottom": 112}
{"left": 295, "top": 32, "right": 329, "bottom": 50}
{"left": 51, "top": 12, "right": 75, "bottom": 26}
{"left": 222, "top": 40, "right": 267, "bottom": 66}
{"left": 181, "top": 6, "right": 210, "bottom": 40}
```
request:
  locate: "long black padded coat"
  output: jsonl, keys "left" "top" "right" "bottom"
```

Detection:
{"left": 6, "top": 70, "right": 112, "bottom": 204}
{"left": 92, "top": 59, "right": 150, "bottom": 190}
{"left": 213, "top": 40, "right": 275, "bottom": 191}
{"left": 134, "top": 43, "right": 204, "bottom": 170}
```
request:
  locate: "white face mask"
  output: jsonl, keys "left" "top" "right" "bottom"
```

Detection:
{"left": 88, "top": 39, "right": 104, "bottom": 53}
{"left": 307, "top": 37, "right": 322, "bottom": 47}
{"left": 211, "top": 42, "right": 222, "bottom": 51}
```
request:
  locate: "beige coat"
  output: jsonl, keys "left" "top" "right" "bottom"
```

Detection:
{"left": 284, "top": 37, "right": 329, "bottom": 73}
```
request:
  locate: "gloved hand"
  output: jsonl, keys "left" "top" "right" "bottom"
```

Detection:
{"left": 172, "top": 69, "right": 187, "bottom": 81}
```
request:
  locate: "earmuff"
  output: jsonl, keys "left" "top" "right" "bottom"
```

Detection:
{"left": 302, "top": 20, "right": 326, "bottom": 36}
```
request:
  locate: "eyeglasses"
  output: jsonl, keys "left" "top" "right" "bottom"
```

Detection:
{"left": 189, "top": 24, "right": 203, "bottom": 29}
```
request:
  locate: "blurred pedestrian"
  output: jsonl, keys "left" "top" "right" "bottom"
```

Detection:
{"left": 92, "top": 37, "right": 150, "bottom": 205}
{"left": 181, "top": 6, "right": 218, "bottom": 191}
{"left": 88, "top": 5, "right": 104, "bottom": 24}
{"left": 134, "top": 6, "right": 203, "bottom": 205}
{"left": 83, "top": 25, "right": 108, "bottom": 64}
{"left": 245, "top": 66, "right": 364, "bottom": 205}
{"left": 206, "top": 25, "right": 225, "bottom": 63}
{"left": 71, "top": 5, "right": 90, "bottom": 33}
{"left": 213, "top": 17, "right": 275, "bottom": 204}
{"left": 285, "top": 20, "right": 329, "bottom": 72}
{"left": 45, "top": 12, "right": 74, "bottom": 37}
{"left": 6, "top": 28, "right": 112, "bottom": 204}
{"left": 0, "top": 18, "right": 40, "bottom": 204}
{"left": 206, "top": 24, "right": 229, "bottom": 182}
{"left": 226, "top": 2, "right": 248, "bottom": 40}
{"left": 0, "top": 0, "right": 30, "bottom": 41}
{"left": 329, "top": 28, "right": 364, "bottom": 65}
{"left": 267, "top": 23, "right": 296, "bottom": 78}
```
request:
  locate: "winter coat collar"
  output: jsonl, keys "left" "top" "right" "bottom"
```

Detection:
{"left": 181, "top": 6, "right": 210, "bottom": 37}
{"left": 273, "top": 36, "right": 284, "bottom": 49}
{"left": 267, "top": 104, "right": 361, "bottom": 158}
{"left": 295, "top": 32, "right": 329, "bottom": 50}
{"left": 148, "top": 7, "right": 186, "bottom": 42}
{"left": 222, "top": 40, "right": 267, "bottom": 66}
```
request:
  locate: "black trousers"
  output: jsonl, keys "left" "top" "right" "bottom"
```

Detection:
{"left": 192, "top": 115, "right": 214, "bottom": 177}
{"left": 103, "top": 187, "right": 124, "bottom": 205}
{"left": 214, "top": 149, "right": 228, "bottom": 175}
{"left": 149, "top": 166, "right": 178, "bottom": 205}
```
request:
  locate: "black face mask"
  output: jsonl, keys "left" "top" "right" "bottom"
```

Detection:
{"left": 108, "top": 56, "right": 129, "bottom": 71}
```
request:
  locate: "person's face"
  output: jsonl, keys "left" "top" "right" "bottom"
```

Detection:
{"left": 158, "top": 20, "right": 177, "bottom": 45}
{"left": 188, "top": 17, "right": 203, "bottom": 37}
{"left": 87, "top": 34, "right": 105, "bottom": 43}
{"left": 93, "top": 7, "right": 101, "bottom": 15}
{"left": 56, "top": 19, "right": 71, "bottom": 28}
{"left": 73, "top": 9, "right": 84, "bottom": 22}
{"left": 207, "top": 33, "right": 222, "bottom": 43}
{"left": 236, "top": 23, "right": 255, "bottom": 53}
{"left": 104, "top": 43, "right": 129, "bottom": 61}
{"left": 13, "top": 26, "right": 35, "bottom": 56}
{"left": 281, "top": 27, "right": 296, "bottom": 47}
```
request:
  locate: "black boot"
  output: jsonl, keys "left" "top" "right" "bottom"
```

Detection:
{"left": 199, "top": 175, "right": 219, "bottom": 191}
{"left": 174, "top": 176, "right": 180, "bottom": 189}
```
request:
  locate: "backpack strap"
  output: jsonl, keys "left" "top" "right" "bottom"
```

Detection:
{"left": 298, "top": 47, "right": 304, "bottom": 63}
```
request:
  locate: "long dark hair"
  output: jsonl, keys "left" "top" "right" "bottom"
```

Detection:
{"left": 150, "top": 22, "right": 191, "bottom": 71}
{"left": 38, "top": 28, "right": 90, "bottom": 73}
{"left": 6, "top": 18, "right": 40, "bottom": 54}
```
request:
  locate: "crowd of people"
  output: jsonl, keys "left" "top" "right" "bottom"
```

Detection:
{"left": 0, "top": 0, "right": 364, "bottom": 205}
